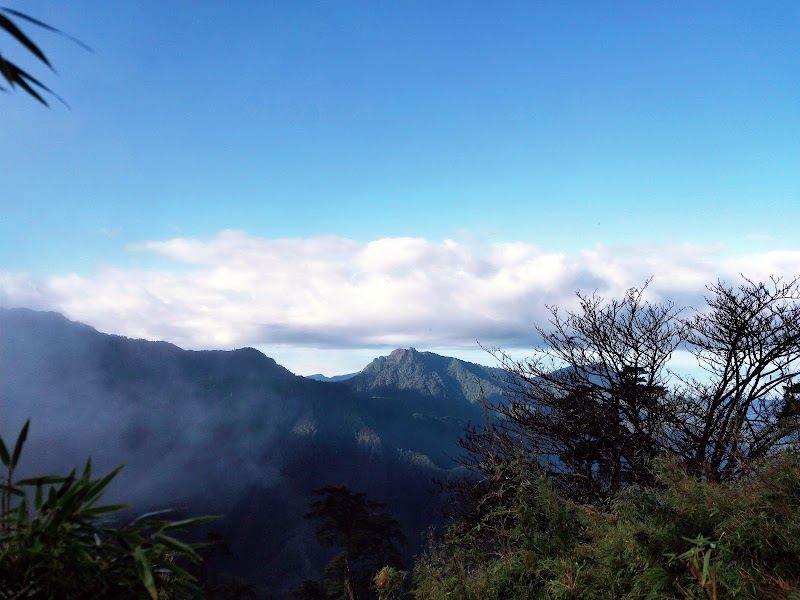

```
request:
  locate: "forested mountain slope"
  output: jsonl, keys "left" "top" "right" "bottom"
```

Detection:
{"left": 0, "top": 308, "right": 502, "bottom": 594}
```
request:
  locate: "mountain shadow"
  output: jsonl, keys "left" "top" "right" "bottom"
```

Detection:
{"left": 0, "top": 308, "right": 508, "bottom": 595}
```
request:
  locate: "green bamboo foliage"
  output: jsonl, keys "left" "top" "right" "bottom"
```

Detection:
{"left": 0, "top": 419, "right": 217, "bottom": 599}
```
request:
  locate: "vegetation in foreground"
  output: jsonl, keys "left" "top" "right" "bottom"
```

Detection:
{"left": 414, "top": 452, "right": 800, "bottom": 599}
{"left": 291, "top": 485, "right": 405, "bottom": 600}
{"left": 414, "top": 276, "right": 800, "bottom": 600}
{"left": 0, "top": 420, "right": 216, "bottom": 599}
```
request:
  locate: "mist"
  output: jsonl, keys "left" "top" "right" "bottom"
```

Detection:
{"left": 1, "top": 308, "right": 310, "bottom": 511}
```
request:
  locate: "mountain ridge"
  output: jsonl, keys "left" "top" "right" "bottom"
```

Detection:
{"left": 344, "top": 346, "right": 507, "bottom": 421}
{"left": 0, "top": 307, "right": 507, "bottom": 594}
{"left": 306, "top": 372, "right": 359, "bottom": 382}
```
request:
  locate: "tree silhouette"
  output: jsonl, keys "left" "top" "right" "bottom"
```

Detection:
{"left": 475, "top": 277, "right": 800, "bottom": 505}
{"left": 289, "top": 580, "right": 329, "bottom": 600}
{"left": 485, "top": 282, "right": 681, "bottom": 503}
{"left": 303, "top": 485, "right": 405, "bottom": 600}
{"left": 677, "top": 277, "right": 800, "bottom": 478}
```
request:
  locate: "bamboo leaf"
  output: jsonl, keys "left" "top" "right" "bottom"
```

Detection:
{"left": 56, "top": 471, "right": 76, "bottom": 499}
{"left": 0, "top": 483, "right": 24, "bottom": 497}
{"left": 702, "top": 549, "right": 712, "bottom": 585}
{"left": 161, "top": 514, "right": 220, "bottom": 531}
{"left": 16, "top": 495, "right": 27, "bottom": 521}
{"left": 47, "top": 486, "right": 57, "bottom": 510}
{"left": 0, "top": 59, "right": 52, "bottom": 106}
{"left": 152, "top": 532, "right": 200, "bottom": 561}
{"left": 0, "top": 8, "right": 94, "bottom": 52}
{"left": 133, "top": 508, "right": 176, "bottom": 523}
{"left": 16, "top": 475, "right": 67, "bottom": 486}
{"left": 83, "top": 503, "right": 130, "bottom": 517}
{"left": 81, "top": 466, "right": 124, "bottom": 508}
{"left": 161, "top": 561, "right": 197, "bottom": 584}
{"left": 134, "top": 546, "right": 159, "bottom": 600}
{"left": 10, "top": 419, "right": 30, "bottom": 468}
{"left": 0, "top": 14, "right": 51, "bottom": 67}
{"left": 0, "top": 52, "right": 17, "bottom": 88}
{"left": 0, "top": 433, "right": 10, "bottom": 467}
{"left": 10, "top": 64, "right": 49, "bottom": 105}
{"left": 0, "top": 54, "right": 69, "bottom": 106}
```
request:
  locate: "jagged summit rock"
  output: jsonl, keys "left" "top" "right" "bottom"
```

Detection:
{"left": 388, "top": 347, "right": 418, "bottom": 360}
{"left": 345, "top": 347, "right": 507, "bottom": 419}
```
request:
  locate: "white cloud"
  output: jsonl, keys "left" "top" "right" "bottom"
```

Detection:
{"left": 3, "top": 231, "right": 800, "bottom": 374}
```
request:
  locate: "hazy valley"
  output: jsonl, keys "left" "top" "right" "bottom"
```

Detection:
{"left": 0, "top": 307, "right": 506, "bottom": 594}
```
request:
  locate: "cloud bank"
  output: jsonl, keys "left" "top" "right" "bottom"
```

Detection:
{"left": 3, "top": 230, "right": 800, "bottom": 366}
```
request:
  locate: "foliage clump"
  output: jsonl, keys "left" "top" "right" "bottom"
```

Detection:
{"left": 413, "top": 452, "right": 800, "bottom": 599}
{"left": 578, "top": 452, "right": 800, "bottom": 598}
{"left": 0, "top": 419, "right": 215, "bottom": 599}
{"left": 373, "top": 566, "right": 406, "bottom": 600}
{"left": 414, "top": 458, "right": 579, "bottom": 600}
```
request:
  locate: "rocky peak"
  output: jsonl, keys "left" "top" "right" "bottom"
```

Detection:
{"left": 388, "top": 347, "right": 418, "bottom": 361}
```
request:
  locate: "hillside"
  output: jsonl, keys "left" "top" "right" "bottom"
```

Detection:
{"left": 306, "top": 372, "right": 358, "bottom": 382}
{"left": 346, "top": 347, "right": 506, "bottom": 418}
{"left": 0, "top": 308, "right": 505, "bottom": 594}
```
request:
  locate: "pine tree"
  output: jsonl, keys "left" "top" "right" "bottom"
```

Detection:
{"left": 303, "top": 485, "right": 405, "bottom": 600}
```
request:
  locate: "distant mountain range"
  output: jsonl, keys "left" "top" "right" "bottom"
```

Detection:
{"left": 305, "top": 372, "right": 358, "bottom": 382}
{"left": 0, "top": 307, "right": 509, "bottom": 595}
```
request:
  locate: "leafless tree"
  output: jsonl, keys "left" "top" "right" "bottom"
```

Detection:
{"left": 486, "top": 282, "right": 684, "bottom": 504}
{"left": 674, "top": 276, "right": 800, "bottom": 480}
{"left": 478, "top": 276, "right": 800, "bottom": 504}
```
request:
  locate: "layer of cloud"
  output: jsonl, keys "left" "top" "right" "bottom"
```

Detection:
{"left": 3, "top": 231, "right": 800, "bottom": 363}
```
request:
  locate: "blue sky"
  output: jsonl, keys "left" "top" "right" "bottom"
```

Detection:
{"left": 2, "top": 1, "right": 799, "bottom": 374}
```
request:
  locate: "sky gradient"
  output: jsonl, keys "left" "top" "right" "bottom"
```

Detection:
{"left": 2, "top": 1, "right": 799, "bottom": 374}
